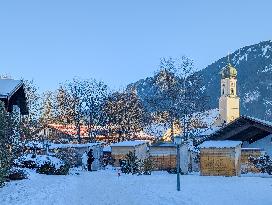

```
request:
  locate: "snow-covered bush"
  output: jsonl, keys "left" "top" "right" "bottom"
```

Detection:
{"left": 54, "top": 164, "right": 70, "bottom": 175}
{"left": 138, "top": 158, "right": 153, "bottom": 175}
{"left": 15, "top": 154, "right": 70, "bottom": 175}
{"left": 120, "top": 152, "right": 153, "bottom": 175}
{"left": 36, "top": 162, "right": 57, "bottom": 175}
{"left": 249, "top": 154, "right": 272, "bottom": 175}
{"left": 15, "top": 154, "right": 64, "bottom": 169}
{"left": 55, "top": 149, "right": 81, "bottom": 167}
{"left": 8, "top": 168, "right": 28, "bottom": 181}
{"left": 120, "top": 151, "right": 140, "bottom": 175}
{"left": 36, "top": 162, "right": 70, "bottom": 175}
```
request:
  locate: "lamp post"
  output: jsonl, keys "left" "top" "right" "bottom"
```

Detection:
{"left": 174, "top": 135, "right": 182, "bottom": 191}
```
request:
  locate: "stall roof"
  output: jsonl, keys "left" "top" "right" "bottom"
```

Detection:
{"left": 199, "top": 140, "right": 242, "bottom": 149}
{"left": 208, "top": 116, "right": 272, "bottom": 143}
{"left": 111, "top": 140, "right": 148, "bottom": 147}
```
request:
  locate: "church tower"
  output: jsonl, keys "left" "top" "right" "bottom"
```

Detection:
{"left": 218, "top": 63, "right": 240, "bottom": 125}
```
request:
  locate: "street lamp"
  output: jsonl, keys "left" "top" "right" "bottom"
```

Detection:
{"left": 174, "top": 135, "right": 183, "bottom": 191}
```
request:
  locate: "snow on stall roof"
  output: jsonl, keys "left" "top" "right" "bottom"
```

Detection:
{"left": 111, "top": 140, "right": 148, "bottom": 147}
{"left": 198, "top": 140, "right": 242, "bottom": 148}
{"left": 242, "top": 148, "right": 263, "bottom": 151}
{"left": 0, "top": 79, "right": 22, "bottom": 97}
{"left": 151, "top": 142, "right": 176, "bottom": 147}
{"left": 103, "top": 145, "right": 111, "bottom": 152}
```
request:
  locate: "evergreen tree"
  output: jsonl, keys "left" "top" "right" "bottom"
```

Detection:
{"left": 120, "top": 151, "right": 140, "bottom": 174}
{"left": 0, "top": 102, "right": 19, "bottom": 186}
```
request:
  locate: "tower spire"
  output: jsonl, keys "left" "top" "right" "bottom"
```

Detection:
{"left": 227, "top": 52, "right": 230, "bottom": 64}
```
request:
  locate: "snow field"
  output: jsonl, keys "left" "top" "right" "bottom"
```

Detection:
{"left": 0, "top": 169, "right": 272, "bottom": 205}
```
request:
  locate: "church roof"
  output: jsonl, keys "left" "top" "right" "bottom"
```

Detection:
{"left": 221, "top": 63, "right": 237, "bottom": 79}
{"left": 207, "top": 116, "right": 272, "bottom": 143}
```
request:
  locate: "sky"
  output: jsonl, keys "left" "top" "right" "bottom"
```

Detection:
{"left": 0, "top": 0, "right": 272, "bottom": 92}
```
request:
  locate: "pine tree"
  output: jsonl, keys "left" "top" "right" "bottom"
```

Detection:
{"left": 120, "top": 151, "right": 140, "bottom": 174}
{"left": 0, "top": 102, "right": 19, "bottom": 186}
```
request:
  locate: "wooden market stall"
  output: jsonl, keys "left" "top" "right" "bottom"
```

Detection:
{"left": 199, "top": 140, "right": 242, "bottom": 176}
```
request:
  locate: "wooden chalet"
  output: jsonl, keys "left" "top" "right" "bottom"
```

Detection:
{"left": 207, "top": 116, "right": 272, "bottom": 157}
{"left": 208, "top": 116, "right": 272, "bottom": 143}
{"left": 0, "top": 79, "right": 28, "bottom": 115}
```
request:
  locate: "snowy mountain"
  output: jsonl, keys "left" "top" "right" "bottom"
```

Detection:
{"left": 199, "top": 40, "right": 272, "bottom": 120}
{"left": 129, "top": 40, "right": 272, "bottom": 121}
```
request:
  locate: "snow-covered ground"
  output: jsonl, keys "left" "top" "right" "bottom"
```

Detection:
{"left": 1, "top": 169, "right": 272, "bottom": 205}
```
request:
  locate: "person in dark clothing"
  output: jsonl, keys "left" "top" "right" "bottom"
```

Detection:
{"left": 87, "top": 149, "right": 95, "bottom": 171}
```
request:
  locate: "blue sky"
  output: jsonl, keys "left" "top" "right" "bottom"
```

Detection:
{"left": 0, "top": 0, "right": 271, "bottom": 92}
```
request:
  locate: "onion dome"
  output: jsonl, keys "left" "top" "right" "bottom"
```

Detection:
{"left": 221, "top": 63, "right": 237, "bottom": 79}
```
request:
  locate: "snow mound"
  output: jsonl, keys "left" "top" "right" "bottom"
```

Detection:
{"left": 16, "top": 154, "right": 64, "bottom": 169}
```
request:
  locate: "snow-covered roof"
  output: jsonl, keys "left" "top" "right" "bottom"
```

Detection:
{"left": 151, "top": 142, "right": 176, "bottom": 147}
{"left": 246, "top": 116, "right": 272, "bottom": 127}
{"left": 0, "top": 79, "right": 23, "bottom": 98}
{"left": 103, "top": 145, "right": 111, "bottom": 152}
{"left": 191, "top": 126, "right": 221, "bottom": 137}
{"left": 111, "top": 140, "right": 148, "bottom": 147}
{"left": 25, "top": 141, "right": 103, "bottom": 149}
{"left": 49, "top": 142, "right": 102, "bottom": 149}
{"left": 198, "top": 140, "right": 242, "bottom": 149}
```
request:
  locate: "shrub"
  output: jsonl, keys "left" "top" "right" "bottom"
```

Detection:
{"left": 120, "top": 151, "right": 140, "bottom": 175}
{"left": 55, "top": 148, "right": 80, "bottom": 167}
{"left": 138, "top": 158, "right": 154, "bottom": 175}
{"left": 8, "top": 169, "right": 28, "bottom": 181}
{"left": 21, "top": 160, "right": 37, "bottom": 169}
{"left": 36, "top": 162, "right": 70, "bottom": 175}
{"left": 36, "top": 162, "right": 57, "bottom": 175}
{"left": 54, "top": 164, "right": 70, "bottom": 175}
{"left": 166, "top": 168, "right": 177, "bottom": 174}
{"left": 249, "top": 154, "right": 272, "bottom": 175}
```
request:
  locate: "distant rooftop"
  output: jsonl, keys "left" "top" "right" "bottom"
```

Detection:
{"left": 151, "top": 142, "right": 176, "bottom": 147}
{"left": 25, "top": 141, "right": 103, "bottom": 149}
{"left": 111, "top": 140, "right": 148, "bottom": 147}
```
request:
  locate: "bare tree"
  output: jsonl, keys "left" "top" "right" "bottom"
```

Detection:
{"left": 21, "top": 80, "right": 42, "bottom": 140}
{"left": 103, "top": 89, "right": 145, "bottom": 141}
{"left": 40, "top": 91, "right": 55, "bottom": 126}
{"left": 83, "top": 79, "right": 108, "bottom": 142}
{"left": 142, "top": 56, "right": 209, "bottom": 141}
{"left": 56, "top": 78, "right": 86, "bottom": 143}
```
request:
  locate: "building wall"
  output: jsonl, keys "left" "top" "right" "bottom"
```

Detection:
{"left": 200, "top": 146, "right": 241, "bottom": 176}
{"left": 52, "top": 144, "right": 103, "bottom": 170}
{"left": 149, "top": 146, "right": 177, "bottom": 170}
{"left": 219, "top": 96, "right": 240, "bottom": 124}
{"left": 111, "top": 143, "right": 148, "bottom": 167}
{"left": 242, "top": 134, "right": 272, "bottom": 157}
{"left": 149, "top": 144, "right": 189, "bottom": 173}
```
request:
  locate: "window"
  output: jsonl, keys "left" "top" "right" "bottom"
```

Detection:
{"left": 231, "top": 88, "right": 234, "bottom": 95}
